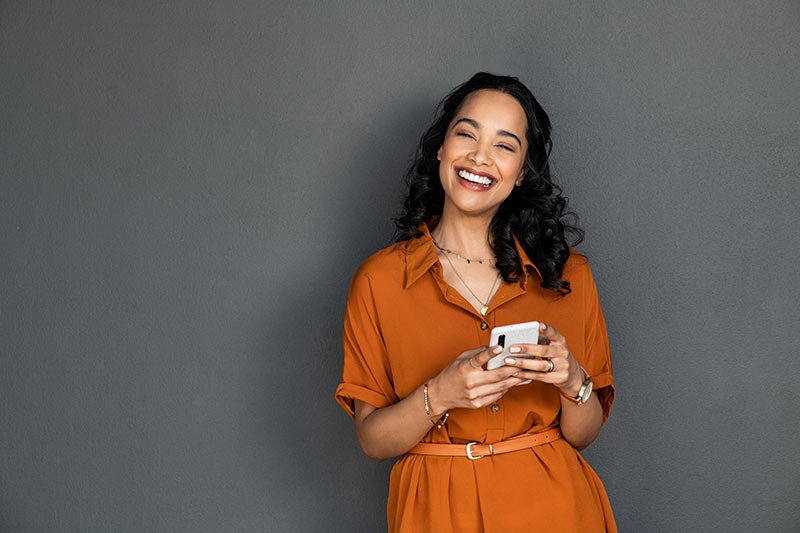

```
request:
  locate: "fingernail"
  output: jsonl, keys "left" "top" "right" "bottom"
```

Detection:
{"left": 540, "top": 323, "right": 546, "bottom": 330}
{"left": 492, "top": 346, "right": 503, "bottom": 354}
{"left": 505, "top": 357, "right": 516, "bottom": 365}
{"left": 509, "top": 346, "right": 520, "bottom": 353}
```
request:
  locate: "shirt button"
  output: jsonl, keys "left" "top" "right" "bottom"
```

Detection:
{"left": 491, "top": 404, "right": 499, "bottom": 413}
{"left": 480, "top": 322, "right": 488, "bottom": 330}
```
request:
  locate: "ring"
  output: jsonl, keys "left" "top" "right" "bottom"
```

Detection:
{"left": 546, "top": 360, "right": 555, "bottom": 373}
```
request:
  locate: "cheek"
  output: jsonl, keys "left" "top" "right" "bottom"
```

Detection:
{"left": 505, "top": 156, "right": 526, "bottom": 179}
{"left": 499, "top": 162, "right": 525, "bottom": 195}
{"left": 498, "top": 160, "right": 522, "bottom": 181}
{"left": 438, "top": 144, "right": 458, "bottom": 175}
{"left": 437, "top": 158, "right": 450, "bottom": 186}
{"left": 439, "top": 141, "right": 456, "bottom": 161}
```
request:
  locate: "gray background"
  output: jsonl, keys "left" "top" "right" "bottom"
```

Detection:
{"left": 1, "top": 1, "right": 798, "bottom": 531}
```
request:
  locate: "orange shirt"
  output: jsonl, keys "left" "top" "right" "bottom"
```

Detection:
{"left": 336, "top": 221, "right": 616, "bottom": 532}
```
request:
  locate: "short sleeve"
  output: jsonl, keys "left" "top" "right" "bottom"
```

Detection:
{"left": 335, "top": 268, "right": 399, "bottom": 418}
{"left": 579, "top": 262, "right": 615, "bottom": 424}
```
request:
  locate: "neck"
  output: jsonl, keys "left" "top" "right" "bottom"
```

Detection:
{"left": 431, "top": 205, "right": 496, "bottom": 258}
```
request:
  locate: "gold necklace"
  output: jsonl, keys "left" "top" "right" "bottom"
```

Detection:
{"left": 431, "top": 235, "right": 494, "bottom": 265}
{"left": 439, "top": 248, "right": 501, "bottom": 317}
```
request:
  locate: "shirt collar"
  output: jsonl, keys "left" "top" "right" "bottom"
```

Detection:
{"left": 403, "top": 218, "right": 543, "bottom": 289}
{"left": 403, "top": 220, "right": 441, "bottom": 289}
{"left": 512, "top": 233, "right": 543, "bottom": 290}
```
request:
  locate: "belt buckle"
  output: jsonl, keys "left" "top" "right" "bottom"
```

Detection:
{"left": 466, "top": 442, "right": 484, "bottom": 460}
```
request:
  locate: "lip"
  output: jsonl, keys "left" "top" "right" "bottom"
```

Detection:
{"left": 454, "top": 166, "right": 498, "bottom": 191}
{"left": 455, "top": 166, "right": 497, "bottom": 181}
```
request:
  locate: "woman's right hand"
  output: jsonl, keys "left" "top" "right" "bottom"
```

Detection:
{"left": 353, "top": 346, "right": 524, "bottom": 461}
{"left": 427, "top": 346, "right": 524, "bottom": 414}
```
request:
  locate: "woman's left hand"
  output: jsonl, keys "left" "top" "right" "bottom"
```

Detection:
{"left": 503, "top": 322, "right": 583, "bottom": 397}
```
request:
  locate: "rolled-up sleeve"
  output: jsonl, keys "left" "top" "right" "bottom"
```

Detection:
{"left": 335, "top": 268, "right": 399, "bottom": 418}
{"left": 580, "top": 262, "right": 615, "bottom": 424}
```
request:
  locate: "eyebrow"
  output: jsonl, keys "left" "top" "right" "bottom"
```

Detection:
{"left": 453, "top": 117, "right": 522, "bottom": 147}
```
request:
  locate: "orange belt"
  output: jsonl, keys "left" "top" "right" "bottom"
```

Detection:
{"left": 407, "top": 427, "right": 562, "bottom": 460}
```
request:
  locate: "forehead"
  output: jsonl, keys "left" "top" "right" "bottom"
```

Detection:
{"left": 452, "top": 89, "right": 527, "bottom": 135}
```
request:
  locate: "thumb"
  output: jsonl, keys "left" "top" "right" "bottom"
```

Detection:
{"left": 472, "top": 345, "right": 502, "bottom": 367}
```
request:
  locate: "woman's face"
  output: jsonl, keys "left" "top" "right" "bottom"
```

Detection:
{"left": 437, "top": 89, "right": 528, "bottom": 219}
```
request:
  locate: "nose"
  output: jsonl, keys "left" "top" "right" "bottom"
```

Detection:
{"left": 468, "top": 140, "right": 491, "bottom": 166}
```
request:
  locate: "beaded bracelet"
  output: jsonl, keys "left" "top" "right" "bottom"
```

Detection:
{"left": 423, "top": 383, "right": 449, "bottom": 428}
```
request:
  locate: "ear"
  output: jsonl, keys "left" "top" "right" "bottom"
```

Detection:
{"left": 437, "top": 147, "right": 441, "bottom": 161}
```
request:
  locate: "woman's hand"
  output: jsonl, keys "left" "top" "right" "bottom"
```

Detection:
{"left": 353, "top": 346, "right": 523, "bottom": 461}
{"left": 427, "top": 346, "right": 524, "bottom": 415}
{"left": 501, "top": 322, "right": 603, "bottom": 449}
{"left": 502, "top": 322, "right": 584, "bottom": 397}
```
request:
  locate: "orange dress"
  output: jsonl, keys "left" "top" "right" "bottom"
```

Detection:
{"left": 335, "top": 221, "right": 616, "bottom": 532}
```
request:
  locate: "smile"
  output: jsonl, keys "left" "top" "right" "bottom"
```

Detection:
{"left": 457, "top": 169, "right": 496, "bottom": 188}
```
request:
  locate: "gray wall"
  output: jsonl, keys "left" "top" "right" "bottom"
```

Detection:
{"left": 2, "top": 1, "right": 798, "bottom": 531}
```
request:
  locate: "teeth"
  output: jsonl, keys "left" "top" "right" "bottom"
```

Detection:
{"left": 457, "top": 169, "right": 493, "bottom": 187}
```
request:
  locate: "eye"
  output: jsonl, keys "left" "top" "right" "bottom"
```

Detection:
{"left": 496, "top": 144, "right": 514, "bottom": 152}
{"left": 456, "top": 131, "right": 475, "bottom": 140}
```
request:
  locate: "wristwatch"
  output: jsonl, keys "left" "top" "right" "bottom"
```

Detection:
{"left": 561, "top": 367, "right": 592, "bottom": 405}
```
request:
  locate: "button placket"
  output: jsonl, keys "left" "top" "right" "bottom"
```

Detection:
{"left": 485, "top": 405, "right": 505, "bottom": 441}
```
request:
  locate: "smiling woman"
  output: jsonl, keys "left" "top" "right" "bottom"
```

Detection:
{"left": 336, "top": 73, "right": 616, "bottom": 532}
{"left": 436, "top": 90, "right": 528, "bottom": 218}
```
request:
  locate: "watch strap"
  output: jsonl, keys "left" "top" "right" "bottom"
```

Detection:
{"left": 559, "top": 367, "right": 592, "bottom": 405}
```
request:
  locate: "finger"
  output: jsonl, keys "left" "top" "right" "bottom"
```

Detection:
{"left": 455, "top": 346, "right": 488, "bottom": 360}
{"left": 511, "top": 369, "right": 561, "bottom": 383}
{"left": 511, "top": 362, "right": 569, "bottom": 383}
{"left": 506, "top": 343, "right": 559, "bottom": 359}
{"left": 464, "top": 364, "right": 521, "bottom": 390}
{"left": 469, "top": 375, "right": 525, "bottom": 402}
{"left": 472, "top": 345, "right": 503, "bottom": 367}
{"left": 481, "top": 363, "right": 526, "bottom": 382}
{"left": 504, "top": 356, "right": 557, "bottom": 373}
{"left": 511, "top": 357, "right": 571, "bottom": 384}
{"left": 470, "top": 390, "right": 505, "bottom": 409}
{"left": 538, "top": 322, "right": 566, "bottom": 345}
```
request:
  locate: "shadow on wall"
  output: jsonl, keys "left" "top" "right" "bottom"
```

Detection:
{"left": 248, "top": 92, "right": 437, "bottom": 529}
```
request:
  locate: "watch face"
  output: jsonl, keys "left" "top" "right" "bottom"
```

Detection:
{"left": 580, "top": 380, "right": 593, "bottom": 403}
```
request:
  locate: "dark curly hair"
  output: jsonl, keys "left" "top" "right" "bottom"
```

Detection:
{"left": 393, "top": 72, "right": 583, "bottom": 294}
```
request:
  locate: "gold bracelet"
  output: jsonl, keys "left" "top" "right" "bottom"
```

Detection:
{"left": 423, "top": 383, "right": 449, "bottom": 428}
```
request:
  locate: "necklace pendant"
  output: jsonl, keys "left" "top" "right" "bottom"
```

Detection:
{"left": 480, "top": 305, "right": 488, "bottom": 317}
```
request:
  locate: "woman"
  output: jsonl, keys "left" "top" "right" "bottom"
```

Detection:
{"left": 335, "top": 72, "right": 615, "bottom": 532}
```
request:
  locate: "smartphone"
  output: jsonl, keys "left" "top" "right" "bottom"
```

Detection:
{"left": 487, "top": 321, "right": 540, "bottom": 385}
